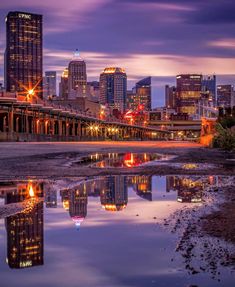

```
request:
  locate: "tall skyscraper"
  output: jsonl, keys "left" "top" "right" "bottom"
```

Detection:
{"left": 68, "top": 50, "right": 87, "bottom": 98}
{"left": 217, "top": 85, "right": 235, "bottom": 108}
{"left": 43, "top": 71, "right": 56, "bottom": 99}
{"left": 201, "top": 75, "right": 216, "bottom": 107}
{"left": 127, "top": 77, "right": 151, "bottom": 111}
{"left": 135, "top": 77, "right": 151, "bottom": 110}
{"left": 176, "top": 74, "right": 202, "bottom": 116}
{"left": 87, "top": 81, "right": 100, "bottom": 100}
{"left": 59, "top": 68, "right": 69, "bottom": 99}
{"left": 99, "top": 67, "right": 127, "bottom": 112}
{"left": 165, "top": 85, "right": 176, "bottom": 109}
{"left": 5, "top": 11, "right": 43, "bottom": 99}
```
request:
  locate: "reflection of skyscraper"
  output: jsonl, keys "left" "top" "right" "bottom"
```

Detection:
{"left": 129, "top": 176, "right": 152, "bottom": 201}
{"left": 100, "top": 176, "right": 128, "bottom": 211}
{"left": 167, "top": 176, "right": 203, "bottom": 203}
{"left": 69, "top": 184, "right": 88, "bottom": 229}
{"left": 5, "top": 11, "right": 43, "bottom": 99}
{"left": 5, "top": 182, "right": 44, "bottom": 269}
{"left": 86, "top": 179, "right": 102, "bottom": 197}
{"left": 60, "top": 189, "right": 69, "bottom": 211}
{"left": 45, "top": 184, "right": 57, "bottom": 208}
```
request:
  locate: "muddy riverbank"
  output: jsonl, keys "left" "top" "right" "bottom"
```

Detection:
{"left": 162, "top": 177, "right": 235, "bottom": 280}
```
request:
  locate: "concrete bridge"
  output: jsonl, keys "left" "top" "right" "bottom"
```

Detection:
{"left": 0, "top": 97, "right": 169, "bottom": 142}
{"left": 148, "top": 119, "right": 202, "bottom": 139}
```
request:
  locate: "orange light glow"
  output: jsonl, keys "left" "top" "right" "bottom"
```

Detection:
{"left": 124, "top": 153, "right": 135, "bottom": 167}
{"left": 28, "top": 89, "right": 35, "bottom": 96}
{"left": 28, "top": 184, "right": 35, "bottom": 197}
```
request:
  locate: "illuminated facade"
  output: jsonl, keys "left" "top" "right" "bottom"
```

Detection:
{"left": 129, "top": 175, "right": 152, "bottom": 201}
{"left": 201, "top": 75, "right": 216, "bottom": 107}
{"left": 99, "top": 67, "right": 127, "bottom": 112}
{"left": 127, "top": 77, "right": 151, "bottom": 111}
{"left": 135, "top": 77, "right": 151, "bottom": 110}
{"left": 59, "top": 68, "right": 69, "bottom": 99}
{"left": 69, "top": 187, "right": 87, "bottom": 217}
{"left": 176, "top": 74, "right": 202, "bottom": 116}
{"left": 62, "top": 184, "right": 88, "bottom": 229}
{"left": 45, "top": 184, "right": 57, "bottom": 208}
{"left": 217, "top": 85, "right": 235, "bottom": 108}
{"left": 100, "top": 176, "right": 128, "bottom": 211}
{"left": 5, "top": 182, "right": 44, "bottom": 269}
{"left": 44, "top": 71, "right": 56, "bottom": 99}
{"left": 166, "top": 176, "right": 203, "bottom": 203}
{"left": 165, "top": 85, "right": 176, "bottom": 109}
{"left": 5, "top": 11, "right": 43, "bottom": 99}
{"left": 68, "top": 51, "right": 87, "bottom": 98}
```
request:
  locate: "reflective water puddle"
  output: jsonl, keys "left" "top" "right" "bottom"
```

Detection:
{"left": 72, "top": 152, "right": 174, "bottom": 168}
{"left": 0, "top": 175, "right": 234, "bottom": 287}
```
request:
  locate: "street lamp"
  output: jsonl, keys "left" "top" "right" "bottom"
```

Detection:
{"left": 26, "top": 89, "right": 35, "bottom": 101}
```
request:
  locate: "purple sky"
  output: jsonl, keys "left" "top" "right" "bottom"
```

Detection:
{"left": 0, "top": 0, "right": 235, "bottom": 106}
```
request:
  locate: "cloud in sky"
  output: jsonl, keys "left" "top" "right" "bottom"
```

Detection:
{"left": 0, "top": 0, "right": 235, "bottom": 106}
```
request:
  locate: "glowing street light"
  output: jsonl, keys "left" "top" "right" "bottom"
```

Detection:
{"left": 28, "top": 89, "right": 35, "bottom": 96}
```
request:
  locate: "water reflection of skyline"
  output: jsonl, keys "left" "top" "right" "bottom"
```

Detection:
{"left": 0, "top": 175, "right": 219, "bottom": 270}
{"left": 4, "top": 182, "right": 44, "bottom": 269}
{"left": 92, "top": 152, "right": 171, "bottom": 168}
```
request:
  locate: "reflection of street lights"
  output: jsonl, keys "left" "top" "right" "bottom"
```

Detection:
{"left": 100, "top": 109, "right": 105, "bottom": 120}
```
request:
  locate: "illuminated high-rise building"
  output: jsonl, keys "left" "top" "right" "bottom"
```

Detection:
{"left": 127, "top": 77, "right": 151, "bottom": 111}
{"left": 165, "top": 85, "right": 176, "bottom": 109}
{"left": 5, "top": 11, "right": 43, "bottom": 99}
{"left": 68, "top": 50, "right": 87, "bottom": 98}
{"left": 176, "top": 74, "right": 202, "bottom": 116}
{"left": 99, "top": 67, "right": 127, "bottom": 112}
{"left": 201, "top": 75, "right": 216, "bottom": 107}
{"left": 59, "top": 68, "right": 69, "bottom": 99}
{"left": 135, "top": 77, "right": 151, "bottom": 110}
{"left": 217, "top": 85, "right": 235, "bottom": 108}
{"left": 43, "top": 71, "right": 57, "bottom": 99}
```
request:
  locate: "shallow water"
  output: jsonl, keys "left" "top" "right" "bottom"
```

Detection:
{"left": 0, "top": 175, "right": 234, "bottom": 287}
{"left": 72, "top": 152, "right": 174, "bottom": 168}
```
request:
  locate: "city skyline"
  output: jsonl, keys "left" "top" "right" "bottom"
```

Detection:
{"left": 0, "top": 1, "right": 235, "bottom": 106}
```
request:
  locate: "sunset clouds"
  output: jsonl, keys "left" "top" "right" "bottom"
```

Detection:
{"left": 0, "top": 0, "right": 234, "bottom": 105}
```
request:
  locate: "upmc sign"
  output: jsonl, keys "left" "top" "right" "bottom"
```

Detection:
{"left": 18, "top": 13, "right": 31, "bottom": 20}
